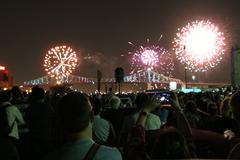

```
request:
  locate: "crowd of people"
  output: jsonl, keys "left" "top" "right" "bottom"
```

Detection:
{"left": 0, "top": 85, "right": 240, "bottom": 160}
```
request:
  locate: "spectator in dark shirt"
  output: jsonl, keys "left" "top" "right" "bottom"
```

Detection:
{"left": 214, "top": 98, "right": 240, "bottom": 136}
{"left": 25, "top": 87, "right": 54, "bottom": 160}
{"left": 204, "top": 102, "right": 219, "bottom": 130}
{"left": 101, "top": 96, "right": 124, "bottom": 138}
{"left": 184, "top": 100, "right": 202, "bottom": 128}
{"left": 231, "top": 91, "right": 240, "bottom": 129}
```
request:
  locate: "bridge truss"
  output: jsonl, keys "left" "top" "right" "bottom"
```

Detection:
{"left": 23, "top": 70, "right": 183, "bottom": 86}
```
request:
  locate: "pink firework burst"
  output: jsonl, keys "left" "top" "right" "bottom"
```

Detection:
{"left": 130, "top": 45, "right": 174, "bottom": 76}
{"left": 173, "top": 20, "right": 225, "bottom": 72}
{"left": 140, "top": 48, "right": 159, "bottom": 68}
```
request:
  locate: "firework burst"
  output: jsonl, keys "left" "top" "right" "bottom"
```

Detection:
{"left": 43, "top": 45, "right": 78, "bottom": 83}
{"left": 130, "top": 43, "right": 174, "bottom": 76}
{"left": 173, "top": 20, "right": 225, "bottom": 72}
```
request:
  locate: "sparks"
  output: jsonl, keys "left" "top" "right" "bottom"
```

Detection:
{"left": 43, "top": 45, "right": 78, "bottom": 83}
{"left": 173, "top": 20, "right": 225, "bottom": 72}
{"left": 130, "top": 44, "right": 174, "bottom": 76}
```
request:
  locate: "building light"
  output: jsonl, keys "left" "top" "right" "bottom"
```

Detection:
{"left": 0, "top": 66, "right": 5, "bottom": 70}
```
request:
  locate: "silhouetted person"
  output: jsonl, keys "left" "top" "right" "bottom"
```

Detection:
{"left": 10, "top": 86, "right": 29, "bottom": 138}
{"left": 230, "top": 91, "right": 240, "bottom": 132}
{"left": 151, "top": 128, "right": 191, "bottom": 159}
{"left": 0, "top": 137, "right": 19, "bottom": 160}
{"left": 120, "top": 93, "right": 161, "bottom": 147}
{"left": 11, "top": 86, "right": 25, "bottom": 105}
{"left": 0, "top": 90, "right": 25, "bottom": 141}
{"left": 43, "top": 92, "right": 122, "bottom": 160}
{"left": 121, "top": 93, "right": 161, "bottom": 132}
{"left": 204, "top": 102, "right": 218, "bottom": 130}
{"left": 102, "top": 96, "right": 124, "bottom": 138}
{"left": 91, "top": 97, "right": 115, "bottom": 145}
{"left": 214, "top": 98, "right": 240, "bottom": 135}
{"left": 25, "top": 87, "right": 54, "bottom": 159}
{"left": 0, "top": 90, "right": 24, "bottom": 160}
{"left": 184, "top": 100, "right": 202, "bottom": 128}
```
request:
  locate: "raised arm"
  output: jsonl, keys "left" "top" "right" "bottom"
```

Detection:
{"left": 170, "top": 92, "right": 192, "bottom": 138}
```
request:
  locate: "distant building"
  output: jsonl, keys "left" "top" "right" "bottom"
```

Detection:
{"left": 231, "top": 46, "right": 240, "bottom": 88}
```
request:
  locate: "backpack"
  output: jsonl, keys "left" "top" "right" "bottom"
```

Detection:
{"left": 0, "top": 104, "right": 13, "bottom": 137}
{"left": 123, "top": 125, "right": 151, "bottom": 160}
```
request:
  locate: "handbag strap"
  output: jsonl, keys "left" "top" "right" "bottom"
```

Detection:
{"left": 83, "top": 143, "right": 100, "bottom": 160}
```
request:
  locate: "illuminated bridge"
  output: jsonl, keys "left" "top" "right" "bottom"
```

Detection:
{"left": 23, "top": 70, "right": 183, "bottom": 86}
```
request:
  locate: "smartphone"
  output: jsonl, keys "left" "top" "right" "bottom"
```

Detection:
{"left": 147, "top": 91, "right": 171, "bottom": 105}
{"left": 156, "top": 92, "right": 171, "bottom": 104}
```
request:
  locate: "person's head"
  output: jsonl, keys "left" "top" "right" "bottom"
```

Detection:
{"left": 30, "top": 86, "right": 45, "bottom": 102}
{"left": 11, "top": 86, "right": 23, "bottom": 100}
{"left": 220, "top": 98, "right": 232, "bottom": 117}
{"left": 58, "top": 92, "right": 93, "bottom": 135}
{"left": 0, "top": 90, "right": 12, "bottom": 103}
{"left": 185, "top": 100, "right": 197, "bottom": 113}
{"left": 230, "top": 91, "right": 240, "bottom": 121}
{"left": 207, "top": 102, "right": 218, "bottom": 116}
{"left": 135, "top": 92, "right": 150, "bottom": 109}
{"left": 151, "top": 128, "right": 191, "bottom": 159}
{"left": 90, "top": 98, "right": 102, "bottom": 115}
{"left": 109, "top": 96, "right": 121, "bottom": 109}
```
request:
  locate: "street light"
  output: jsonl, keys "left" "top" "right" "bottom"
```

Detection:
{"left": 192, "top": 75, "right": 196, "bottom": 81}
{"left": 192, "top": 75, "right": 196, "bottom": 91}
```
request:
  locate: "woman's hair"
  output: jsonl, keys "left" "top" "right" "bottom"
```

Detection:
{"left": 151, "top": 128, "right": 191, "bottom": 159}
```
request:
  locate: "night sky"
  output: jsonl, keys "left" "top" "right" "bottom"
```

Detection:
{"left": 0, "top": 0, "right": 240, "bottom": 84}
